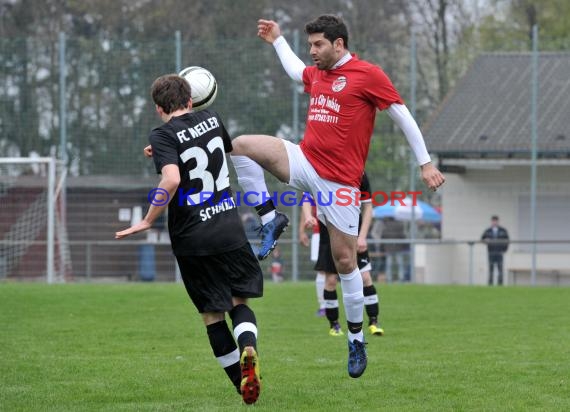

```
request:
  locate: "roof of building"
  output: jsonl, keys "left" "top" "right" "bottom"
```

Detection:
{"left": 424, "top": 53, "right": 570, "bottom": 159}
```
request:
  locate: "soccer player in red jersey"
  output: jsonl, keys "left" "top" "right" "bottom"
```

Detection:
{"left": 230, "top": 14, "right": 445, "bottom": 378}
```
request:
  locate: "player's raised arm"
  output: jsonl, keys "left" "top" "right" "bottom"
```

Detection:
{"left": 386, "top": 103, "right": 445, "bottom": 191}
{"left": 258, "top": 19, "right": 305, "bottom": 82}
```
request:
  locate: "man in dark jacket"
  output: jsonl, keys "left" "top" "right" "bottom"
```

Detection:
{"left": 481, "top": 216, "right": 509, "bottom": 286}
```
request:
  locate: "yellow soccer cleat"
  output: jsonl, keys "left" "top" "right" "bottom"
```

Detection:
{"left": 329, "top": 322, "right": 344, "bottom": 337}
{"left": 368, "top": 323, "right": 384, "bottom": 336}
{"left": 240, "top": 346, "right": 261, "bottom": 405}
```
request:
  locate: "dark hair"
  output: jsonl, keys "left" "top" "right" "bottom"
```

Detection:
{"left": 491, "top": 215, "right": 499, "bottom": 221}
{"left": 150, "top": 74, "right": 191, "bottom": 114}
{"left": 305, "top": 14, "right": 349, "bottom": 48}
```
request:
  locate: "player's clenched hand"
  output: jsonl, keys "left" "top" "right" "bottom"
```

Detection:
{"left": 115, "top": 220, "right": 152, "bottom": 239}
{"left": 144, "top": 145, "right": 153, "bottom": 158}
{"left": 299, "top": 231, "right": 310, "bottom": 247}
{"left": 257, "top": 19, "right": 281, "bottom": 44}
{"left": 420, "top": 162, "right": 446, "bottom": 191}
{"left": 303, "top": 215, "right": 317, "bottom": 229}
{"left": 357, "top": 236, "right": 367, "bottom": 253}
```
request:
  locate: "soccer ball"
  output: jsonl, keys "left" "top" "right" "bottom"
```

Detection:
{"left": 179, "top": 66, "right": 218, "bottom": 111}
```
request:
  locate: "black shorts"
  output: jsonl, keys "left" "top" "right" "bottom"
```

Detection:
{"left": 176, "top": 243, "right": 263, "bottom": 313}
{"left": 314, "top": 221, "right": 371, "bottom": 274}
{"left": 314, "top": 238, "right": 371, "bottom": 274}
{"left": 314, "top": 222, "right": 334, "bottom": 273}
{"left": 314, "top": 239, "right": 336, "bottom": 273}
{"left": 356, "top": 250, "right": 371, "bottom": 272}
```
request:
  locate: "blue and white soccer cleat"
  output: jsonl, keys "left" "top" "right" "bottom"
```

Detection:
{"left": 348, "top": 339, "right": 367, "bottom": 378}
{"left": 257, "top": 211, "right": 289, "bottom": 260}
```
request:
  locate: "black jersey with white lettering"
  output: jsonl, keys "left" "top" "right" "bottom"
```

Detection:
{"left": 149, "top": 109, "right": 247, "bottom": 256}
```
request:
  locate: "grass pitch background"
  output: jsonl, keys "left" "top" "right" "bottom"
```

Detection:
{"left": 1, "top": 282, "right": 568, "bottom": 411}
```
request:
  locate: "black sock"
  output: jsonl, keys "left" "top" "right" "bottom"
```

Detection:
{"left": 254, "top": 199, "right": 276, "bottom": 218}
{"left": 347, "top": 321, "right": 363, "bottom": 334}
{"left": 363, "top": 285, "right": 379, "bottom": 325}
{"left": 229, "top": 304, "right": 258, "bottom": 352}
{"left": 323, "top": 289, "right": 339, "bottom": 327}
{"left": 206, "top": 320, "right": 241, "bottom": 388}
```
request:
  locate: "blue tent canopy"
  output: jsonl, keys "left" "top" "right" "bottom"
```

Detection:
{"left": 373, "top": 198, "right": 441, "bottom": 223}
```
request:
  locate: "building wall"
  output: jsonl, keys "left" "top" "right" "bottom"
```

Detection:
{"left": 420, "top": 164, "right": 570, "bottom": 285}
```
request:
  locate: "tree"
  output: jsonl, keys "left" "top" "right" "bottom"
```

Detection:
{"left": 1, "top": 0, "right": 568, "bottom": 178}
{"left": 478, "top": 0, "right": 570, "bottom": 51}
{"left": 407, "top": 0, "right": 477, "bottom": 104}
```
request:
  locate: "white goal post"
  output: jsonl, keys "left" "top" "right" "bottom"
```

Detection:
{"left": 0, "top": 157, "right": 68, "bottom": 283}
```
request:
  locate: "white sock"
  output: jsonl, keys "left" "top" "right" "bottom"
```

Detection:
{"left": 231, "top": 155, "right": 276, "bottom": 225}
{"left": 260, "top": 211, "right": 276, "bottom": 225}
{"left": 230, "top": 155, "right": 269, "bottom": 195}
{"left": 347, "top": 331, "right": 365, "bottom": 343}
{"left": 339, "top": 268, "right": 364, "bottom": 324}
{"left": 315, "top": 272, "right": 326, "bottom": 309}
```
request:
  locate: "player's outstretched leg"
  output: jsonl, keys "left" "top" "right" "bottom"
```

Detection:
{"left": 257, "top": 210, "right": 289, "bottom": 260}
{"left": 230, "top": 154, "right": 289, "bottom": 260}
{"left": 240, "top": 346, "right": 261, "bottom": 404}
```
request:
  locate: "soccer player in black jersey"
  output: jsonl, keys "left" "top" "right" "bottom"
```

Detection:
{"left": 116, "top": 74, "right": 261, "bottom": 405}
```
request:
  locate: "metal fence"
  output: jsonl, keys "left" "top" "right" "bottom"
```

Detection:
{"left": 71, "top": 238, "right": 570, "bottom": 286}
{"left": 4, "top": 234, "right": 569, "bottom": 287}
{"left": 1, "top": 30, "right": 569, "bottom": 285}
{"left": 0, "top": 33, "right": 309, "bottom": 177}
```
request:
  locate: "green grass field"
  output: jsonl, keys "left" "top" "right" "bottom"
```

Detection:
{"left": 1, "top": 282, "right": 569, "bottom": 411}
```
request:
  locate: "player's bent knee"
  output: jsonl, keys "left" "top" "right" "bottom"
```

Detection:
{"left": 231, "top": 135, "right": 256, "bottom": 156}
{"left": 339, "top": 270, "right": 359, "bottom": 282}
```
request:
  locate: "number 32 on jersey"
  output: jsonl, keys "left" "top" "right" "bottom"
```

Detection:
{"left": 179, "top": 136, "right": 230, "bottom": 205}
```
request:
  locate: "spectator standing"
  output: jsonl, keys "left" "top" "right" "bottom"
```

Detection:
{"left": 481, "top": 216, "right": 509, "bottom": 286}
